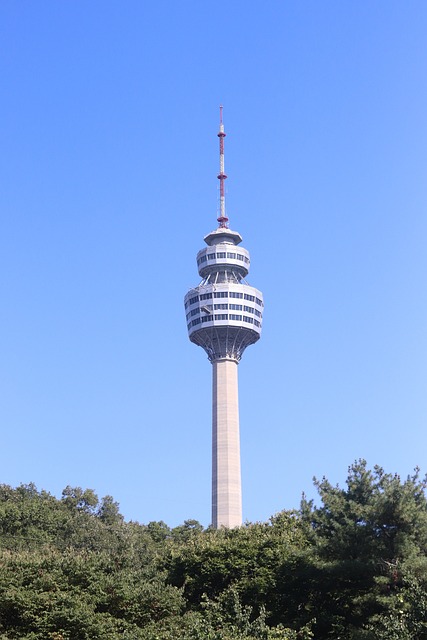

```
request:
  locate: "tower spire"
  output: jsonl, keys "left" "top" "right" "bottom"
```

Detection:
{"left": 217, "top": 105, "right": 228, "bottom": 228}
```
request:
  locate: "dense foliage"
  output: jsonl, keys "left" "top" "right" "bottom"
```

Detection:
{"left": 1, "top": 461, "right": 427, "bottom": 639}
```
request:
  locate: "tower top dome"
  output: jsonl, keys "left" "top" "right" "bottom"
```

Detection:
{"left": 204, "top": 227, "right": 242, "bottom": 246}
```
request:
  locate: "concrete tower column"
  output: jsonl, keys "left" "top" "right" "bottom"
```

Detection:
{"left": 212, "top": 358, "right": 242, "bottom": 528}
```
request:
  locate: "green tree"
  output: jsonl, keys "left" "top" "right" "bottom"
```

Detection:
{"left": 1, "top": 463, "right": 426, "bottom": 640}
{"left": 168, "top": 510, "right": 310, "bottom": 630}
{"left": 300, "top": 460, "right": 427, "bottom": 637}
{"left": 61, "top": 487, "right": 99, "bottom": 513}
{"left": 96, "top": 495, "right": 123, "bottom": 525}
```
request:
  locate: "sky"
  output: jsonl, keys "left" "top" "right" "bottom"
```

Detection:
{"left": 1, "top": 1, "right": 427, "bottom": 527}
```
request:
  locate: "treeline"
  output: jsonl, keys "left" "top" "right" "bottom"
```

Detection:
{"left": 1, "top": 461, "right": 427, "bottom": 639}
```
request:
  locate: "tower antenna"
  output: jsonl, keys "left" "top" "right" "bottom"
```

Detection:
{"left": 217, "top": 105, "right": 228, "bottom": 228}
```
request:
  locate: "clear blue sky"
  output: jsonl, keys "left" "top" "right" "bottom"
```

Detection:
{"left": 1, "top": 1, "right": 426, "bottom": 527}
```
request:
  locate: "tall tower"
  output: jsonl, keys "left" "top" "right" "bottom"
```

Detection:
{"left": 184, "top": 108, "right": 264, "bottom": 528}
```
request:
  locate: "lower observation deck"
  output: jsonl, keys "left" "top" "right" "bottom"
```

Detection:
{"left": 184, "top": 282, "right": 263, "bottom": 362}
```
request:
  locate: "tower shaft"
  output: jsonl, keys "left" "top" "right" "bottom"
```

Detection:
{"left": 212, "top": 358, "right": 242, "bottom": 528}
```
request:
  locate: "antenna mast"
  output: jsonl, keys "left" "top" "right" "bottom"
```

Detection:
{"left": 217, "top": 105, "right": 228, "bottom": 228}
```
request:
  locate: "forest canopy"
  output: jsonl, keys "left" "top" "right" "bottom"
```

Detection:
{"left": 1, "top": 461, "right": 427, "bottom": 639}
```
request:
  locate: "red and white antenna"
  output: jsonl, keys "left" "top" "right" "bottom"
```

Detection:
{"left": 217, "top": 105, "right": 228, "bottom": 228}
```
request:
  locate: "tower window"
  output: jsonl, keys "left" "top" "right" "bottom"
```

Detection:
{"left": 256, "top": 297, "right": 263, "bottom": 306}
{"left": 189, "top": 296, "right": 199, "bottom": 305}
{"left": 229, "top": 292, "right": 243, "bottom": 299}
{"left": 191, "top": 318, "right": 201, "bottom": 326}
{"left": 244, "top": 306, "right": 254, "bottom": 313}
{"left": 244, "top": 294, "right": 255, "bottom": 302}
{"left": 254, "top": 320, "right": 260, "bottom": 327}
{"left": 207, "top": 253, "right": 215, "bottom": 259}
{"left": 229, "top": 304, "right": 242, "bottom": 310}
{"left": 200, "top": 293, "right": 213, "bottom": 300}
{"left": 214, "top": 314, "right": 228, "bottom": 320}
{"left": 227, "top": 252, "right": 236, "bottom": 259}
{"left": 216, "top": 252, "right": 226, "bottom": 258}
{"left": 190, "top": 308, "right": 199, "bottom": 317}
{"left": 201, "top": 316, "right": 212, "bottom": 323}
{"left": 254, "top": 309, "right": 262, "bottom": 317}
{"left": 214, "top": 291, "right": 228, "bottom": 298}
{"left": 237, "top": 254, "right": 244, "bottom": 261}
{"left": 229, "top": 314, "right": 242, "bottom": 321}
{"left": 243, "top": 316, "right": 254, "bottom": 324}
{"left": 214, "top": 303, "right": 228, "bottom": 310}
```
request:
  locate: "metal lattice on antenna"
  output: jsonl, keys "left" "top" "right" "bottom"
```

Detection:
{"left": 217, "top": 105, "right": 228, "bottom": 228}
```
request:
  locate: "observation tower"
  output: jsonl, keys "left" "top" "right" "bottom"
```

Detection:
{"left": 184, "top": 108, "right": 264, "bottom": 528}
